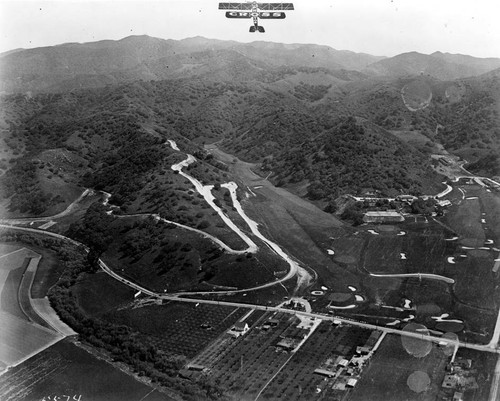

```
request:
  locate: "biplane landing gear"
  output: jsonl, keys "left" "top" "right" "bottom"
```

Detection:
{"left": 249, "top": 25, "right": 265, "bottom": 32}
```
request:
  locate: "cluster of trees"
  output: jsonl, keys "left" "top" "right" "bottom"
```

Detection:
{"left": 0, "top": 159, "right": 54, "bottom": 214}
{"left": 466, "top": 151, "right": 500, "bottom": 176}
{"left": 81, "top": 134, "right": 168, "bottom": 205}
{"left": 436, "top": 89, "right": 499, "bottom": 152}
{"left": 410, "top": 197, "right": 438, "bottom": 215}
{"left": 264, "top": 117, "right": 433, "bottom": 200}
{"left": 293, "top": 83, "right": 331, "bottom": 102}
{"left": 68, "top": 203, "right": 117, "bottom": 267}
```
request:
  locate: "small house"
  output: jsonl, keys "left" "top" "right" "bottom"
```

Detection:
{"left": 233, "top": 322, "right": 249, "bottom": 334}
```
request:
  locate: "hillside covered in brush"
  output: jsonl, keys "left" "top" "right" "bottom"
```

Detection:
{"left": 1, "top": 35, "right": 500, "bottom": 215}
{"left": 0, "top": 75, "right": 443, "bottom": 215}
{"left": 260, "top": 117, "right": 439, "bottom": 199}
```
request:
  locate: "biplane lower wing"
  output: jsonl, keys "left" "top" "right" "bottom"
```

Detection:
{"left": 225, "top": 11, "right": 286, "bottom": 19}
{"left": 259, "top": 11, "right": 286, "bottom": 18}
{"left": 225, "top": 11, "right": 252, "bottom": 18}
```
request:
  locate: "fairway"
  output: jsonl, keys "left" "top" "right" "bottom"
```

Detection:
{"left": 350, "top": 334, "right": 448, "bottom": 401}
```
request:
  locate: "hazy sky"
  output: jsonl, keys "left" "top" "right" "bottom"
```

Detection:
{"left": 1, "top": 0, "right": 499, "bottom": 57}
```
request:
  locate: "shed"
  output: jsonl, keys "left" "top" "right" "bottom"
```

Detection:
{"left": 338, "top": 359, "right": 349, "bottom": 368}
{"left": 347, "top": 378, "right": 358, "bottom": 387}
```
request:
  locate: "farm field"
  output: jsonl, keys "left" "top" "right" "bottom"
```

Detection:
{"left": 0, "top": 339, "right": 169, "bottom": 401}
{"left": 1, "top": 254, "right": 32, "bottom": 319}
{"left": 74, "top": 273, "right": 250, "bottom": 358}
{"left": 0, "top": 311, "right": 61, "bottom": 369}
{"left": 0, "top": 244, "right": 65, "bottom": 370}
{"left": 257, "top": 323, "right": 374, "bottom": 401}
{"left": 102, "top": 301, "right": 248, "bottom": 358}
{"left": 190, "top": 311, "right": 374, "bottom": 401}
{"left": 193, "top": 311, "right": 302, "bottom": 400}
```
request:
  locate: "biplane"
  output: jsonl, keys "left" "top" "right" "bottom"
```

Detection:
{"left": 219, "top": 2, "right": 294, "bottom": 33}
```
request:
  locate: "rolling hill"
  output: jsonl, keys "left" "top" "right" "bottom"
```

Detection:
{"left": 362, "top": 51, "right": 495, "bottom": 80}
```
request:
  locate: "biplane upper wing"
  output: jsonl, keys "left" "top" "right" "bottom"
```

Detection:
{"left": 219, "top": 3, "right": 254, "bottom": 10}
{"left": 219, "top": 2, "right": 294, "bottom": 11}
{"left": 257, "top": 3, "right": 294, "bottom": 10}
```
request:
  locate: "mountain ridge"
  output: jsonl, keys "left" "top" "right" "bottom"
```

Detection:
{"left": 3, "top": 35, "right": 499, "bottom": 94}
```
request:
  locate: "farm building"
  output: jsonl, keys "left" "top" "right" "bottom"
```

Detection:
{"left": 186, "top": 364, "right": 207, "bottom": 372}
{"left": 314, "top": 368, "right": 336, "bottom": 378}
{"left": 356, "top": 346, "right": 371, "bottom": 355}
{"left": 347, "top": 378, "right": 358, "bottom": 388}
{"left": 229, "top": 321, "right": 250, "bottom": 338}
{"left": 234, "top": 321, "right": 249, "bottom": 332}
{"left": 363, "top": 211, "right": 404, "bottom": 223}
{"left": 338, "top": 358, "right": 349, "bottom": 368}
{"left": 277, "top": 337, "right": 298, "bottom": 351}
